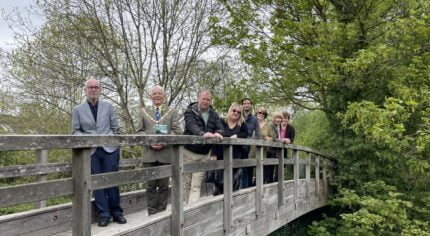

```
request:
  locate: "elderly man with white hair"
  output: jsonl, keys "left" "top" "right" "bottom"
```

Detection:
{"left": 136, "top": 85, "right": 181, "bottom": 215}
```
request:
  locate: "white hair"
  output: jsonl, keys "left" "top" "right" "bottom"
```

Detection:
{"left": 150, "top": 85, "right": 165, "bottom": 95}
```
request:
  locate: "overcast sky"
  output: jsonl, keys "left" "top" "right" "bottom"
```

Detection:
{"left": 0, "top": 0, "right": 44, "bottom": 50}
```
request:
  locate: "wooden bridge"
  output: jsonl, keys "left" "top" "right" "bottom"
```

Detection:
{"left": 0, "top": 135, "right": 333, "bottom": 235}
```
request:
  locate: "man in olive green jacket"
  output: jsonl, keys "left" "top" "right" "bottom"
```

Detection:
{"left": 136, "top": 85, "right": 181, "bottom": 215}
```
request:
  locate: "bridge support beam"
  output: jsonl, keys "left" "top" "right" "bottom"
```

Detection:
{"left": 72, "top": 148, "right": 91, "bottom": 236}
{"left": 35, "top": 149, "right": 48, "bottom": 209}
{"left": 172, "top": 146, "right": 184, "bottom": 236}
{"left": 223, "top": 145, "right": 233, "bottom": 234}
{"left": 293, "top": 149, "right": 299, "bottom": 210}
{"left": 277, "top": 148, "right": 284, "bottom": 207}
{"left": 315, "top": 155, "right": 320, "bottom": 200}
{"left": 255, "top": 146, "right": 264, "bottom": 217}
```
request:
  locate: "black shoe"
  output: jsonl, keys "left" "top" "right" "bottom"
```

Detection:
{"left": 98, "top": 218, "right": 110, "bottom": 227}
{"left": 113, "top": 216, "right": 127, "bottom": 224}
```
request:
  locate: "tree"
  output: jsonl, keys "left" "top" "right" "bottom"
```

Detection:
{"left": 3, "top": 0, "right": 229, "bottom": 132}
{"left": 213, "top": 0, "right": 430, "bottom": 234}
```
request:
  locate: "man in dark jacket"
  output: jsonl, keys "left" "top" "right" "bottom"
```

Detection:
{"left": 183, "top": 90, "right": 224, "bottom": 203}
{"left": 241, "top": 98, "right": 262, "bottom": 188}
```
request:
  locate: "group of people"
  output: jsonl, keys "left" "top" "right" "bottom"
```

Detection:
{"left": 71, "top": 78, "right": 295, "bottom": 227}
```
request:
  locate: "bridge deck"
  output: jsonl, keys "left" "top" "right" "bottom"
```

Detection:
{"left": 0, "top": 135, "right": 333, "bottom": 235}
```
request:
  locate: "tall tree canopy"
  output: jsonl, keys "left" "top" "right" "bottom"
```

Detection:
{"left": 213, "top": 0, "right": 430, "bottom": 234}
{"left": 2, "top": 0, "right": 230, "bottom": 132}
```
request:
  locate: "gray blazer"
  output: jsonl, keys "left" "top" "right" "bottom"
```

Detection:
{"left": 136, "top": 105, "right": 181, "bottom": 163}
{"left": 71, "top": 100, "right": 120, "bottom": 154}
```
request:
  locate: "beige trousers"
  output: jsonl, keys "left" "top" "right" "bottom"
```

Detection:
{"left": 183, "top": 148, "right": 211, "bottom": 204}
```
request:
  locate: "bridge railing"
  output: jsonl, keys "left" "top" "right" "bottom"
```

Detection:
{"left": 0, "top": 135, "right": 333, "bottom": 235}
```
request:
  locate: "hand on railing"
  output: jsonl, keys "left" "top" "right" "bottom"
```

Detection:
{"left": 150, "top": 144, "right": 164, "bottom": 150}
{"left": 203, "top": 132, "right": 224, "bottom": 140}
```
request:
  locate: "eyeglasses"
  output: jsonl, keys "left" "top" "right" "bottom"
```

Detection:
{"left": 87, "top": 86, "right": 100, "bottom": 90}
{"left": 257, "top": 112, "right": 266, "bottom": 115}
{"left": 231, "top": 109, "right": 241, "bottom": 114}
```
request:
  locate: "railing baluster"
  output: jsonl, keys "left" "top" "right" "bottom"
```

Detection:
{"left": 277, "top": 148, "right": 284, "bottom": 207}
{"left": 306, "top": 153, "right": 311, "bottom": 207}
{"left": 172, "top": 145, "right": 184, "bottom": 236}
{"left": 315, "top": 155, "right": 320, "bottom": 200}
{"left": 223, "top": 145, "right": 233, "bottom": 234}
{"left": 72, "top": 148, "right": 91, "bottom": 236}
{"left": 255, "top": 146, "right": 264, "bottom": 217}
{"left": 35, "top": 149, "right": 48, "bottom": 209}
{"left": 323, "top": 159, "right": 328, "bottom": 198}
{"left": 293, "top": 149, "right": 299, "bottom": 210}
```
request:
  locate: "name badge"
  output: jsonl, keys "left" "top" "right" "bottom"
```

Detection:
{"left": 154, "top": 124, "right": 168, "bottom": 134}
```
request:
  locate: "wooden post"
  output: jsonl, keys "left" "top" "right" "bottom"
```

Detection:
{"left": 255, "top": 146, "right": 264, "bottom": 217}
{"left": 293, "top": 149, "right": 299, "bottom": 210}
{"left": 277, "top": 148, "right": 284, "bottom": 207}
{"left": 171, "top": 145, "right": 184, "bottom": 236}
{"left": 315, "top": 155, "right": 320, "bottom": 200}
{"left": 306, "top": 153, "right": 311, "bottom": 206}
{"left": 35, "top": 149, "right": 48, "bottom": 209}
{"left": 322, "top": 159, "right": 328, "bottom": 197}
{"left": 72, "top": 148, "right": 91, "bottom": 236}
{"left": 223, "top": 145, "right": 233, "bottom": 234}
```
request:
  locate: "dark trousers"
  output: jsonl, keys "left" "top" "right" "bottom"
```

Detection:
{"left": 240, "top": 147, "right": 254, "bottom": 188}
{"left": 264, "top": 152, "right": 277, "bottom": 184}
{"left": 143, "top": 162, "right": 169, "bottom": 215}
{"left": 91, "top": 147, "right": 123, "bottom": 219}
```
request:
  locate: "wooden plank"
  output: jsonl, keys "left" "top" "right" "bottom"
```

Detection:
{"left": 71, "top": 148, "right": 91, "bottom": 236}
{"left": 255, "top": 146, "right": 264, "bottom": 217}
{"left": 263, "top": 158, "right": 279, "bottom": 165}
{"left": 284, "top": 158, "right": 294, "bottom": 165}
{"left": 306, "top": 153, "right": 311, "bottom": 203}
{"left": 232, "top": 190, "right": 256, "bottom": 229}
{"left": 0, "top": 135, "right": 332, "bottom": 158}
{"left": 0, "top": 163, "right": 72, "bottom": 179}
{"left": 171, "top": 145, "right": 184, "bottom": 236}
{"left": 35, "top": 149, "right": 48, "bottom": 209}
{"left": 184, "top": 201, "right": 224, "bottom": 236}
{"left": 183, "top": 160, "right": 224, "bottom": 174}
{"left": 315, "top": 155, "right": 320, "bottom": 199}
{"left": 0, "top": 190, "right": 150, "bottom": 235}
{"left": 231, "top": 159, "right": 256, "bottom": 168}
{"left": 91, "top": 165, "right": 172, "bottom": 190}
{"left": 323, "top": 158, "right": 328, "bottom": 197}
{"left": 293, "top": 149, "right": 299, "bottom": 210}
{"left": 0, "top": 178, "right": 73, "bottom": 208}
{"left": 278, "top": 148, "right": 285, "bottom": 207}
{"left": 0, "top": 159, "right": 142, "bottom": 179}
{"left": 223, "top": 145, "right": 233, "bottom": 234}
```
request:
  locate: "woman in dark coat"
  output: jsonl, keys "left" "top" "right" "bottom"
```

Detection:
{"left": 212, "top": 103, "right": 248, "bottom": 194}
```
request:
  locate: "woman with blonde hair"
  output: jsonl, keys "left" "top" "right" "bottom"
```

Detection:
{"left": 212, "top": 103, "right": 248, "bottom": 194}
{"left": 256, "top": 107, "right": 272, "bottom": 141}
{"left": 264, "top": 111, "right": 283, "bottom": 184}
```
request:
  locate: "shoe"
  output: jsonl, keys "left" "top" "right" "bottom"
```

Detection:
{"left": 113, "top": 216, "right": 127, "bottom": 224}
{"left": 98, "top": 218, "right": 110, "bottom": 227}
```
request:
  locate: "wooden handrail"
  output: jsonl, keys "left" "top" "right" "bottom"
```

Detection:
{"left": 0, "top": 135, "right": 334, "bottom": 235}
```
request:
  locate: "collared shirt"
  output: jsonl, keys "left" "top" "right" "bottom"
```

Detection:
{"left": 199, "top": 108, "right": 209, "bottom": 125}
{"left": 87, "top": 100, "right": 98, "bottom": 122}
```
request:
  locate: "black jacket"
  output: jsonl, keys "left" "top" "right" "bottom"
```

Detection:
{"left": 183, "top": 102, "right": 224, "bottom": 154}
{"left": 213, "top": 120, "right": 248, "bottom": 160}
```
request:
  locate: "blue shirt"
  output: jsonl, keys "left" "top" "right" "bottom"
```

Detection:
{"left": 87, "top": 101, "right": 98, "bottom": 122}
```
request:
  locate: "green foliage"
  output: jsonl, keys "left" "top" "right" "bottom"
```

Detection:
{"left": 214, "top": 0, "right": 430, "bottom": 234}
{"left": 309, "top": 181, "right": 430, "bottom": 235}
{"left": 291, "top": 110, "right": 332, "bottom": 152}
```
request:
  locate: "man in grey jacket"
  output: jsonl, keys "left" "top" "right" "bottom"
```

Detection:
{"left": 71, "top": 78, "right": 126, "bottom": 227}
